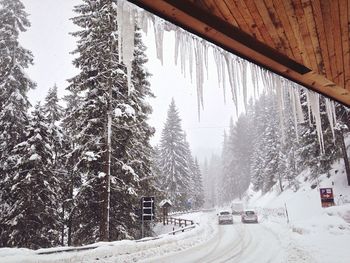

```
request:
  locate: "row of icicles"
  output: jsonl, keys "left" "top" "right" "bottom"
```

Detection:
{"left": 115, "top": 0, "right": 337, "bottom": 153}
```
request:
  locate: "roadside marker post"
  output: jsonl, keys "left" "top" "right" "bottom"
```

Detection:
{"left": 140, "top": 196, "right": 155, "bottom": 238}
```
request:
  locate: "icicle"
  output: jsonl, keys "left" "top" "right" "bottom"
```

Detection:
{"left": 305, "top": 90, "right": 312, "bottom": 126}
{"left": 242, "top": 61, "right": 248, "bottom": 109}
{"left": 221, "top": 51, "right": 226, "bottom": 103}
{"left": 189, "top": 36, "right": 194, "bottom": 83}
{"left": 194, "top": 39, "right": 204, "bottom": 120}
{"left": 325, "top": 98, "right": 336, "bottom": 140}
{"left": 204, "top": 43, "right": 209, "bottom": 80}
{"left": 180, "top": 31, "right": 187, "bottom": 78}
{"left": 287, "top": 83, "right": 300, "bottom": 142}
{"left": 213, "top": 48, "right": 222, "bottom": 91}
{"left": 153, "top": 19, "right": 164, "bottom": 65}
{"left": 225, "top": 53, "right": 237, "bottom": 110}
{"left": 308, "top": 91, "right": 325, "bottom": 153}
{"left": 250, "top": 64, "right": 259, "bottom": 99}
{"left": 124, "top": 0, "right": 330, "bottom": 130}
{"left": 294, "top": 87, "right": 304, "bottom": 124}
{"left": 136, "top": 10, "right": 149, "bottom": 34}
{"left": 174, "top": 30, "right": 180, "bottom": 66}
{"left": 117, "top": 1, "right": 123, "bottom": 64}
{"left": 275, "top": 76, "right": 285, "bottom": 143}
{"left": 117, "top": 1, "right": 135, "bottom": 94}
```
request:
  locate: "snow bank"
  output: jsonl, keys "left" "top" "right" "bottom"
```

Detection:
{"left": 246, "top": 160, "right": 350, "bottom": 263}
{"left": 0, "top": 212, "right": 216, "bottom": 263}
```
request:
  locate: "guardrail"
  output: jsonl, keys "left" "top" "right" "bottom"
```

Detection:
{"left": 36, "top": 209, "right": 214, "bottom": 255}
{"left": 161, "top": 216, "right": 194, "bottom": 227}
{"left": 167, "top": 224, "right": 196, "bottom": 235}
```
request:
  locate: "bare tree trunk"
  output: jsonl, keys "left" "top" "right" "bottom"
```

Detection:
{"left": 61, "top": 203, "right": 65, "bottom": 246}
{"left": 100, "top": 71, "right": 112, "bottom": 242}
{"left": 338, "top": 130, "right": 350, "bottom": 186}
{"left": 67, "top": 169, "right": 74, "bottom": 246}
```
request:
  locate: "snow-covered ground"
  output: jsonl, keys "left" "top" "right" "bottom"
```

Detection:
{"left": 244, "top": 160, "right": 350, "bottom": 263}
{"left": 2, "top": 163, "right": 350, "bottom": 262}
{"left": 0, "top": 212, "right": 216, "bottom": 263}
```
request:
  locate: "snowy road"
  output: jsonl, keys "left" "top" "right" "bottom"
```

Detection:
{"left": 142, "top": 216, "right": 312, "bottom": 263}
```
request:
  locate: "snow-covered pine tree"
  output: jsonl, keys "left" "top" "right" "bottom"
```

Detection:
{"left": 183, "top": 133, "right": 196, "bottom": 208}
{"left": 230, "top": 113, "right": 254, "bottom": 197}
{"left": 278, "top": 92, "right": 301, "bottom": 191}
{"left": 0, "top": 0, "right": 36, "bottom": 247}
{"left": 108, "top": 29, "right": 156, "bottom": 240}
{"left": 68, "top": 0, "right": 154, "bottom": 244}
{"left": 220, "top": 130, "right": 231, "bottom": 203}
{"left": 42, "top": 85, "right": 68, "bottom": 245}
{"left": 201, "top": 158, "right": 210, "bottom": 207}
{"left": 192, "top": 158, "right": 204, "bottom": 209}
{"left": 335, "top": 103, "right": 350, "bottom": 185}
{"left": 222, "top": 118, "right": 240, "bottom": 202}
{"left": 298, "top": 94, "right": 340, "bottom": 179}
{"left": 250, "top": 92, "right": 281, "bottom": 193}
{"left": 158, "top": 99, "right": 191, "bottom": 210}
{"left": 208, "top": 153, "right": 221, "bottom": 207}
{"left": 2, "top": 103, "right": 60, "bottom": 249}
{"left": 61, "top": 90, "right": 83, "bottom": 246}
{"left": 43, "top": 85, "right": 65, "bottom": 180}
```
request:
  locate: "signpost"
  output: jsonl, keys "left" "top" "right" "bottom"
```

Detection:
{"left": 140, "top": 196, "right": 155, "bottom": 238}
{"left": 319, "top": 188, "right": 335, "bottom": 207}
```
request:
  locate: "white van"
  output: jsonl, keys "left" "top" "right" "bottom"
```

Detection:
{"left": 231, "top": 202, "right": 244, "bottom": 215}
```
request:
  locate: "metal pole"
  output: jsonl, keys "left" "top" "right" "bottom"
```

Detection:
{"left": 141, "top": 215, "right": 144, "bottom": 239}
{"left": 106, "top": 84, "right": 112, "bottom": 241}
{"left": 284, "top": 203, "right": 290, "bottom": 224}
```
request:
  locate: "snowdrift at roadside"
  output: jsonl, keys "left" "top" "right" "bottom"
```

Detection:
{"left": 245, "top": 160, "right": 350, "bottom": 263}
{"left": 0, "top": 212, "right": 216, "bottom": 263}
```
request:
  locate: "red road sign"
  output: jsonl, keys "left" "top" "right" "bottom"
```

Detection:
{"left": 319, "top": 188, "right": 334, "bottom": 208}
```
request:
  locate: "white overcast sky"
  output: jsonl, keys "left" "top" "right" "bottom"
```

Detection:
{"left": 20, "top": 0, "right": 242, "bottom": 161}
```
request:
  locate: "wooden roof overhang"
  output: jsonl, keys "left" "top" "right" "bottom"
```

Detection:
{"left": 128, "top": 0, "right": 350, "bottom": 107}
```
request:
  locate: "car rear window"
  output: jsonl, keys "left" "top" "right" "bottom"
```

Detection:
{"left": 245, "top": 211, "right": 255, "bottom": 215}
{"left": 220, "top": 211, "right": 230, "bottom": 215}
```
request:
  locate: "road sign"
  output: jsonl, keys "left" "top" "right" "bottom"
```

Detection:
{"left": 141, "top": 196, "right": 155, "bottom": 221}
{"left": 319, "top": 188, "right": 335, "bottom": 207}
{"left": 140, "top": 196, "right": 155, "bottom": 238}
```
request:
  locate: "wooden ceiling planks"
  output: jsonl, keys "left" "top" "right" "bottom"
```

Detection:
{"left": 312, "top": 0, "right": 332, "bottom": 80}
{"left": 281, "top": 0, "right": 312, "bottom": 68}
{"left": 270, "top": 0, "right": 303, "bottom": 63}
{"left": 232, "top": 0, "right": 265, "bottom": 42}
{"left": 330, "top": 0, "right": 344, "bottom": 88}
{"left": 341, "top": 0, "right": 350, "bottom": 89}
{"left": 129, "top": 0, "right": 350, "bottom": 106}
{"left": 242, "top": 0, "right": 277, "bottom": 48}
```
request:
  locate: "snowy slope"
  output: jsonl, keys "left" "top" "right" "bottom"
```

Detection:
{"left": 245, "top": 160, "right": 350, "bottom": 263}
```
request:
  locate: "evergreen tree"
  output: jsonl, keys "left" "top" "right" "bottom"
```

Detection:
{"left": 68, "top": 0, "right": 154, "bottom": 244}
{"left": 158, "top": 99, "right": 191, "bottom": 209}
{"left": 230, "top": 114, "right": 254, "bottom": 197}
{"left": 221, "top": 118, "right": 238, "bottom": 202}
{"left": 298, "top": 95, "right": 340, "bottom": 179}
{"left": 0, "top": 0, "right": 36, "bottom": 247}
{"left": 192, "top": 158, "right": 205, "bottom": 209}
{"left": 2, "top": 104, "right": 60, "bottom": 249}
{"left": 250, "top": 92, "right": 281, "bottom": 193}
{"left": 61, "top": 90, "right": 83, "bottom": 246}
{"left": 220, "top": 130, "right": 231, "bottom": 203}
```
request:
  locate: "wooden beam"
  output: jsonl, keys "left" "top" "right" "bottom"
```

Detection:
{"left": 127, "top": 0, "right": 350, "bottom": 106}
{"left": 311, "top": 0, "right": 333, "bottom": 80}
{"left": 343, "top": 0, "right": 350, "bottom": 90}
{"left": 271, "top": 0, "right": 303, "bottom": 63}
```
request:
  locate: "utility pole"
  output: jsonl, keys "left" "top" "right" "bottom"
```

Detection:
{"left": 337, "top": 129, "right": 350, "bottom": 186}
{"left": 106, "top": 82, "right": 112, "bottom": 240}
